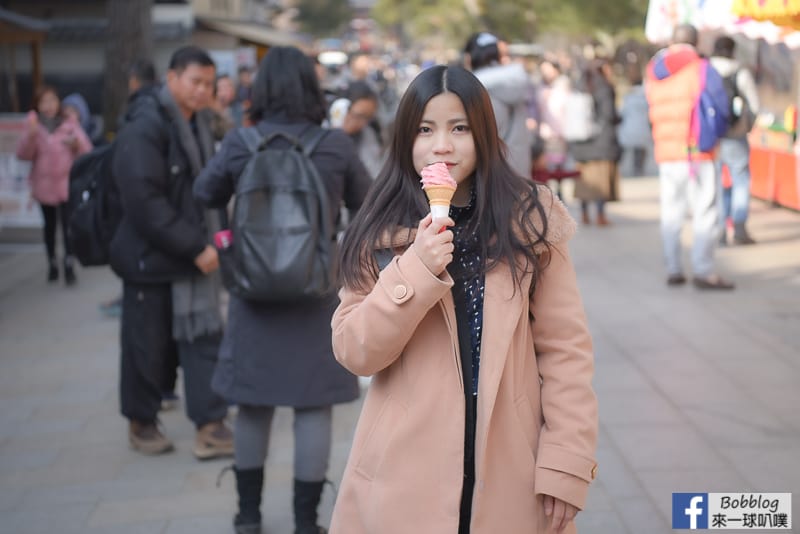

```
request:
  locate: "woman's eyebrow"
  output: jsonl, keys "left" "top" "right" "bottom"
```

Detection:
{"left": 419, "top": 117, "right": 468, "bottom": 125}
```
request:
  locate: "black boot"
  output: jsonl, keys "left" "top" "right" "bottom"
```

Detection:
{"left": 234, "top": 467, "right": 263, "bottom": 534}
{"left": 733, "top": 222, "right": 756, "bottom": 245}
{"left": 294, "top": 479, "right": 327, "bottom": 534}
{"left": 47, "top": 258, "right": 58, "bottom": 282}
{"left": 64, "top": 255, "right": 77, "bottom": 286}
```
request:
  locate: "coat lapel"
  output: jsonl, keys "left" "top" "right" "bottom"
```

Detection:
{"left": 475, "top": 261, "right": 527, "bottom": 476}
{"left": 438, "top": 290, "right": 464, "bottom": 392}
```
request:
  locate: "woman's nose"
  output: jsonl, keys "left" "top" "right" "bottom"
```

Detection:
{"left": 432, "top": 133, "right": 453, "bottom": 153}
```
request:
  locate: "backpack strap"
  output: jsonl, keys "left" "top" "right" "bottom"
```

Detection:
{"left": 240, "top": 127, "right": 329, "bottom": 154}
{"left": 298, "top": 127, "right": 330, "bottom": 157}
{"left": 238, "top": 127, "right": 264, "bottom": 154}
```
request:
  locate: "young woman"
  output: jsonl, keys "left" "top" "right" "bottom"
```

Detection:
{"left": 16, "top": 85, "right": 92, "bottom": 285}
{"left": 569, "top": 59, "right": 622, "bottom": 226}
{"left": 331, "top": 65, "right": 598, "bottom": 534}
{"left": 338, "top": 81, "right": 384, "bottom": 180}
{"left": 193, "top": 46, "right": 371, "bottom": 534}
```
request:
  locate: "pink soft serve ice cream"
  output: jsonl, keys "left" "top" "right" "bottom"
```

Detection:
{"left": 420, "top": 162, "right": 457, "bottom": 219}
{"left": 420, "top": 162, "right": 458, "bottom": 189}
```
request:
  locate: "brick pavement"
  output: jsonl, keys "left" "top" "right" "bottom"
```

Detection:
{"left": 0, "top": 177, "right": 798, "bottom": 533}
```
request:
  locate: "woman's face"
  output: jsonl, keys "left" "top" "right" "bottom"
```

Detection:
{"left": 540, "top": 62, "right": 558, "bottom": 83}
{"left": 412, "top": 92, "right": 476, "bottom": 187}
{"left": 38, "top": 91, "right": 60, "bottom": 119}
{"left": 342, "top": 97, "right": 377, "bottom": 135}
{"left": 216, "top": 77, "right": 235, "bottom": 106}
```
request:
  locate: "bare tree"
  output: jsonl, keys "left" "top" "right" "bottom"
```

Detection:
{"left": 103, "top": 0, "right": 153, "bottom": 135}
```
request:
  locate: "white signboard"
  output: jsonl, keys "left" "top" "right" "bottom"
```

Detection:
{"left": 0, "top": 114, "right": 41, "bottom": 229}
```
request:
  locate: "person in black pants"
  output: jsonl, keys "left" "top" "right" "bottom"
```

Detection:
{"left": 15, "top": 85, "right": 92, "bottom": 284}
{"left": 194, "top": 46, "right": 371, "bottom": 534}
{"left": 110, "top": 46, "right": 233, "bottom": 459}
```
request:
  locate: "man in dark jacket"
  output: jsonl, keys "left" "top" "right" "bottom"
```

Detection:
{"left": 111, "top": 46, "right": 233, "bottom": 458}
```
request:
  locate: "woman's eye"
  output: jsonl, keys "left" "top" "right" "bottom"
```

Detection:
{"left": 453, "top": 124, "right": 470, "bottom": 133}
{"left": 418, "top": 126, "right": 432, "bottom": 134}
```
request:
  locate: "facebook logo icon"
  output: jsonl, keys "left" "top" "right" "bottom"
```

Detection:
{"left": 672, "top": 493, "right": 709, "bottom": 529}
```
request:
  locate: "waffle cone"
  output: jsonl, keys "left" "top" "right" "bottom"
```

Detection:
{"left": 424, "top": 185, "right": 456, "bottom": 207}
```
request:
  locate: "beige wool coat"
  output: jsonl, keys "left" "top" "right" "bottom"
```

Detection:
{"left": 330, "top": 188, "right": 598, "bottom": 534}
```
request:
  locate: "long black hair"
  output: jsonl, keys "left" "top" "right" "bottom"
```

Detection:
{"left": 249, "top": 46, "right": 327, "bottom": 124}
{"left": 339, "top": 65, "right": 551, "bottom": 295}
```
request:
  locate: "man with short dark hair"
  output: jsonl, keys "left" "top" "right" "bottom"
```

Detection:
{"left": 128, "top": 58, "right": 157, "bottom": 95}
{"left": 463, "top": 32, "right": 533, "bottom": 178}
{"left": 645, "top": 24, "right": 735, "bottom": 290}
{"left": 110, "top": 45, "right": 234, "bottom": 457}
{"left": 710, "top": 36, "right": 759, "bottom": 245}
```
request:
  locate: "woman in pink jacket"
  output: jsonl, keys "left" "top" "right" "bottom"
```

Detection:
{"left": 16, "top": 85, "right": 92, "bottom": 284}
{"left": 333, "top": 65, "right": 598, "bottom": 534}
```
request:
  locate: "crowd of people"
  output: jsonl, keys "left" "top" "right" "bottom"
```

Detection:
{"left": 14, "top": 21, "right": 769, "bottom": 532}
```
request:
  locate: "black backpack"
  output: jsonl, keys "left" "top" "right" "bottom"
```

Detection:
{"left": 721, "top": 70, "right": 741, "bottom": 128}
{"left": 218, "top": 126, "right": 334, "bottom": 302}
{"left": 721, "top": 69, "right": 754, "bottom": 137}
{"left": 67, "top": 142, "right": 121, "bottom": 266}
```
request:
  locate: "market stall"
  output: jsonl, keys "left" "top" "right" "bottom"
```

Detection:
{"left": 645, "top": 0, "right": 800, "bottom": 210}
{"left": 732, "top": 0, "right": 800, "bottom": 210}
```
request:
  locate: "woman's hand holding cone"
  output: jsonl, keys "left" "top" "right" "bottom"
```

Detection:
{"left": 413, "top": 214, "right": 455, "bottom": 276}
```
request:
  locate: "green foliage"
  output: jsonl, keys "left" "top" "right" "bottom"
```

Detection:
{"left": 371, "top": 0, "right": 650, "bottom": 44}
{"left": 295, "top": 0, "right": 353, "bottom": 37}
{"left": 372, "top": 0, "right": 480, "bottom": 46}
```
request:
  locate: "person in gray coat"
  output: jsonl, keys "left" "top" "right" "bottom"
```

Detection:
{"left": 194, "top": 46, "right": 372, "bottom": 534}
{"left": 464, "top": 32, "right": 533, "bottom": 178}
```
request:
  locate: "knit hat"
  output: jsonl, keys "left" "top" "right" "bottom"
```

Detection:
{"left": 62, "top": 93, "right": 91, "bottom": 133}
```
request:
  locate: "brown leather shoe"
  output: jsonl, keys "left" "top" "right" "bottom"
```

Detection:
{"left": 693, "top": 274, "right": 735, "bottom": 290}
{"left": 194, "top": 420, "right": 234, "bottom": 460}
{"left": 667, "top": 273, "right": 687, "bottom": 286}
{"left": 129, "top": 420, "right": 174, "bottom": 455}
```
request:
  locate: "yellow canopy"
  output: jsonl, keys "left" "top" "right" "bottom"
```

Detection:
{"left": 733, "top": 0, "right": 800, "bottom": 28}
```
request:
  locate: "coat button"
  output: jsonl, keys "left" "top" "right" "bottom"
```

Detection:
{"left": 171, "top": 164, "right": 180, "bottom": 174}
{"left": 393, "top": 284, "right": 408, "bottom": 299}
{"left": 591, "top": 464, "right": 598, "bottom": 479}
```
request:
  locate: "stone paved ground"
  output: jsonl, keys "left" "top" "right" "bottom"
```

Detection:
{"left": 1, "top": 177, "right": 798, "bottom": 533}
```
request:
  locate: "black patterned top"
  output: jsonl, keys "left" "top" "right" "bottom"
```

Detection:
{"left": 449, "top": 188, "right": 485, "bottom": 397}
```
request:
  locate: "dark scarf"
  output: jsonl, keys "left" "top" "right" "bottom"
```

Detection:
{"left": 158, "top": 86, "right": 224, "bottom": 342}
{"left": 38, "top": 114, "right": 61, "bottom": 133}
{"left": 449, "top": 185, "right": 485, "bottom": 397}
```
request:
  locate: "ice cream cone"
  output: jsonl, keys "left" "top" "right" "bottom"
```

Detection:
{"left": 424, "top": 185, "right": 456, "bottom": 219}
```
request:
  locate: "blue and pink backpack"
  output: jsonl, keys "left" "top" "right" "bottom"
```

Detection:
{"left": 691, "top": 59, "right": 731, "bottom": 153}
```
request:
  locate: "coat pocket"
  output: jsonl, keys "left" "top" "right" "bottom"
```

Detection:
{"left": 514, "top": 395, "right": 540, "bottom": 464}
{"left": 354, "top": 396, "right": 403, "bottom": 481}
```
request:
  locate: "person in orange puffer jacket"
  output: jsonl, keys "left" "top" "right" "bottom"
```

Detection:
{"left": 645, "top": 24, "right": 735, "bottom": 290}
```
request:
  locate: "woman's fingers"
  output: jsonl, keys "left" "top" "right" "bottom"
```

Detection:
{"left": 551, "top": 498, "right": 565, "bottom": 531}
{"left": 417, "top": 213, "right": 433, "bottom": 233}
{"left": 543, "top": 495, "right": 579, "bottom": 533}
{"left": 414, "top": 215, "right": 455, "bottom": 275}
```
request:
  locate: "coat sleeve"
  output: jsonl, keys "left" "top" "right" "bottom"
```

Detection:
{"left": 73, "top": 125, "right": 93, "bottom": 156}
{"left": 15, "top": 128, "right": 39, "bottom": 162}
{"left": 529, "top": 199, "right": 598, "bottom": 511}
{"left": 332, "top": 246, "right": 453, "bottom": 376}
{"left": 112, "top": 119, "right": 207, "bottom": 262}
{"left": 193, "top": 129, "right": 239, "bottom": 208}
{"left": 737, "top": 68, "right": 760, "bottom": 115}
